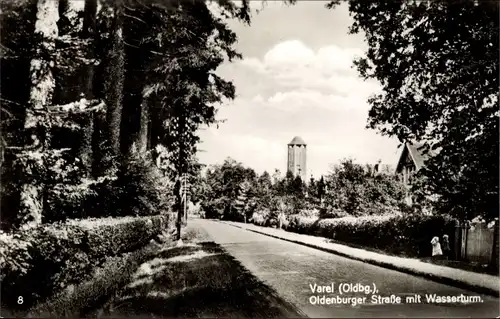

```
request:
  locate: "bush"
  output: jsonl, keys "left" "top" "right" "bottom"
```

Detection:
{"left": 357, "top": 201, "right": 401, "bottom": 216}
{"left": 297, "top": 208, "right": 321, "bottom": 218}
{"left": 250, "top": 209, "right": 269, "bottom": 226}
{"left": 285, "top": 213, "right": 458, "bottom": 257}
{"left": 202, "top": 198, "right": 225, "bottom": 219}
{"left": 286, "top": 215, "right": 317, "bottom": 234}
{"left": 45, "top": 177, "right": 109, "bottom": 222}
{"left": 323, "top": 159, "right": 405, "bottom": 216}
{"left": 0, "top": 215, "right": 170, "bottom": 313}
{"left": 83, "top": 157, "right": 174, "bottom": 219}
{"left": 44, "top": 155, "right": 175, "bottom": 223}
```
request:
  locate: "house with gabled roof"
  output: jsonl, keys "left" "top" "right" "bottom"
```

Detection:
{"left": 395, "top": 141, "right": 437, "bottom": 205}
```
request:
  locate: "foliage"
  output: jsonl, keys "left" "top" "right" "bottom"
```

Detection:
{"left": 1, "top": 0, "right": 250, "bottom": 231}
{"left": 1, "top": 0, "right": 104, "bottom": 229}
{"left": 81, "top": 154, "right": 175, "bottom": 219}
{"left": 253, "top": 171, "right": 273, "bottom": 210}
{"left": 285, "top": 215, "right": 317, "bottom": 234}
{"left": 106, "top": 0, "right": 253, "bottom": 238}
{"left": 0, "top": 215, "right": 170, "bottom": 312}
{"left": 202, "top": 197, "right": 225, "bottom": 219}
{"left": 14, "top": 150, "right": 175, "bottom": 224}
{"left": 138, "top": 0, "right": 246, "bottom": 177}
{"left": 327, "top": 0, "right": 499, "bottom": 221}
{"left": 198, "top": 156, "right": 317, "bottom": 223}
{"left": 199, "top": 157, "right": 404, "bottom": 226}
{"left": 298, "top": 208, "right": 321, "bottom": 218}
{"left": 9, "top": 148, "right": 84, "bottom": 226}
{"left": 250, "top": 209, "right": 270, "bottom": 227}
{"left": 319, "top": 207, "right": 349, "bottom": 219}
{"left": 28, "top": 246, "right": 155, "bottom": 318}
{"left": 324, "top": 158, "right": 405, "bottom": 216}
{"left": 199, "top": 158, "right": 254, "bottom": 220}
{"left": 307, "top": 175, "right": 326, "bottom": 205}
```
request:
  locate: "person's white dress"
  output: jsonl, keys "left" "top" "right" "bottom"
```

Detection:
{"left": 431, "top": 236, "right": 443, "bottom": 256}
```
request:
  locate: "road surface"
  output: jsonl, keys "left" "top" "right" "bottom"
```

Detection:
{"left": 196, "top": 219, "right": 499, "bottom": 318}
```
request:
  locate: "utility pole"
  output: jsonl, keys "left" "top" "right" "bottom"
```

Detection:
{"left": 176, "top": 175, "right": 182, "bottom": 243}
{"left": 183, "top": 173, "right": 188, "bottom": 224}
{"left": 176, "top": 173, "right": 188, "bottom": 244}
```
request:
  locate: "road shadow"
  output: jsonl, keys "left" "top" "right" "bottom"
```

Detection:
{"left": 98, "top": 232, "right": 306, "bottom": 318}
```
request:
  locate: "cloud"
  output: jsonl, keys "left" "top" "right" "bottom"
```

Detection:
{"left": 199, "top": 39, "right": 399, "bottom": 177}
{"left": 266, "top": 89, "right": 368, "bottom": 114}
{"left": 232, "top": 40, "right": 382, "bottom": 100}
{"left": 263, "top": 40, "right": 364, "bottom": 75}
{"left": 315, "top": 45, "right": 364, "bottom": 74}
{"left": 263, "top": 40, "right": 316, "bottom": 67}
{"left": 239, "top": 57, "right": 267, "bottom": 74}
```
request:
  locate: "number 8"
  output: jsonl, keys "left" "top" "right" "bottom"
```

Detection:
{"left": 17, "top": 296, "right": 23, "bottom": 304}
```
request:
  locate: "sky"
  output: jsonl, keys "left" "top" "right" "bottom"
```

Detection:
{"left": 198, "top": 1, "right": 402, "bottom": 178}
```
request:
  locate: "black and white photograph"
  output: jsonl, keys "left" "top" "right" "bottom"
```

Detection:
{"left": 0, "top": 0, "right": 499, "bottom": 317}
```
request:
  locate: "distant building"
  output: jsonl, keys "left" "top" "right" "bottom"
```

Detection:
{"left": 395, "top": 141, "right": 434, "bottom": 185}
{"left": 287, "top": 136, "right": 307, "bottom": 182}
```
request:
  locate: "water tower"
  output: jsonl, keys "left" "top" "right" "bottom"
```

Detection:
{"left": 287, "top": 136, "right": 307, "bottom": 182}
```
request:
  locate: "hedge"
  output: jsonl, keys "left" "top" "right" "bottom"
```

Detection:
{"left": 280, "top": 213, "right": 458, "bottom": 258}
{"left": 0, "top": 214, "right": 171, "bottom": 313}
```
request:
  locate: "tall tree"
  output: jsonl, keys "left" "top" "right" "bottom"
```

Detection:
{"left": 256, "top": 171, "right": 273, "bottom": 209}
{"left": 327, "top": 0, "right": 499, "bottom": 220}
{"left": 1, "top": 0, "right": 106, "bottom": 229}
{"left": 79, "top": 0, "right": 98, "bottom": 173}
{"left": 18, "top": 0, "right": 60, "bottom": 228}
{"left": 234, "top": 179, "right": 251, "bottom": 222}
{"left": 100, "top": 0, "right": 125, "bottom": 171}
{"left": 291, "top": 175, "right": 304, "bottom": 197}
{"left": 317, "top": 175, "right": 326, "bottom": 203}
{"left": 139, "top": 1, "right": 250, "bottom": 239}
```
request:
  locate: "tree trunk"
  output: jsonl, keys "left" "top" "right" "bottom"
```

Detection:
{"left": 102, "top": 0, "right": 124, "bottom": 170}
{"left": 146, "top": 108, "right": 152, "bottom": 151}
{"left": 176, "top": 176, "right": 182, "bottom": 241}
{"left": 79, "top": 0, "right": 98, "bottom": 174}
{"left": 20, "top": 0, "right": 59, "bottom": 228}
{"left": 176, "top": 115, "right": 186, "bottom": 241}
{"left": 135, "top": 98, "right": 149, "bottom": 154}
{"left": 92, "top": 110, "right": 106, "bottom": 177}
{"left": 149, "top": 105, "right": 161, "bottom": 152}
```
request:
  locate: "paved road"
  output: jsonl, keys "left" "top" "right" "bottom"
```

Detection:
{"left": 195, "top": 219, "right": 500, "bottom": 318}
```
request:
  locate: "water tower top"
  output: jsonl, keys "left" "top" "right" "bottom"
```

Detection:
{"left": 288, "top": 136, "right": 306, "bottom": 146}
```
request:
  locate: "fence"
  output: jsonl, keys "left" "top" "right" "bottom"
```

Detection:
{"left": 455, "top": 220, "right": 499, "bottom": 267}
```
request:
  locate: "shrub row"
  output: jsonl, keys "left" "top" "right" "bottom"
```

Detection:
{"left": 0, "top": 214, "right": 171, "bottom": 313}
{"left": 253, "top": 210, "right": 458, "bottom": 258}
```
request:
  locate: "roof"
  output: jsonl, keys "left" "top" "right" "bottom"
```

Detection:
{"left": 288, "top": 136, "right": 306, "bottom": 146}
{"left": 395, "top": 141, "right": 437, "bottom": 173}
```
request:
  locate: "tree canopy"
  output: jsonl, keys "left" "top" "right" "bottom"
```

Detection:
{"left": 327, "top": 0, "right": 499, "bottom": 220}
{"left": 0, "top": 0, "right": 255, "bottom": 230}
